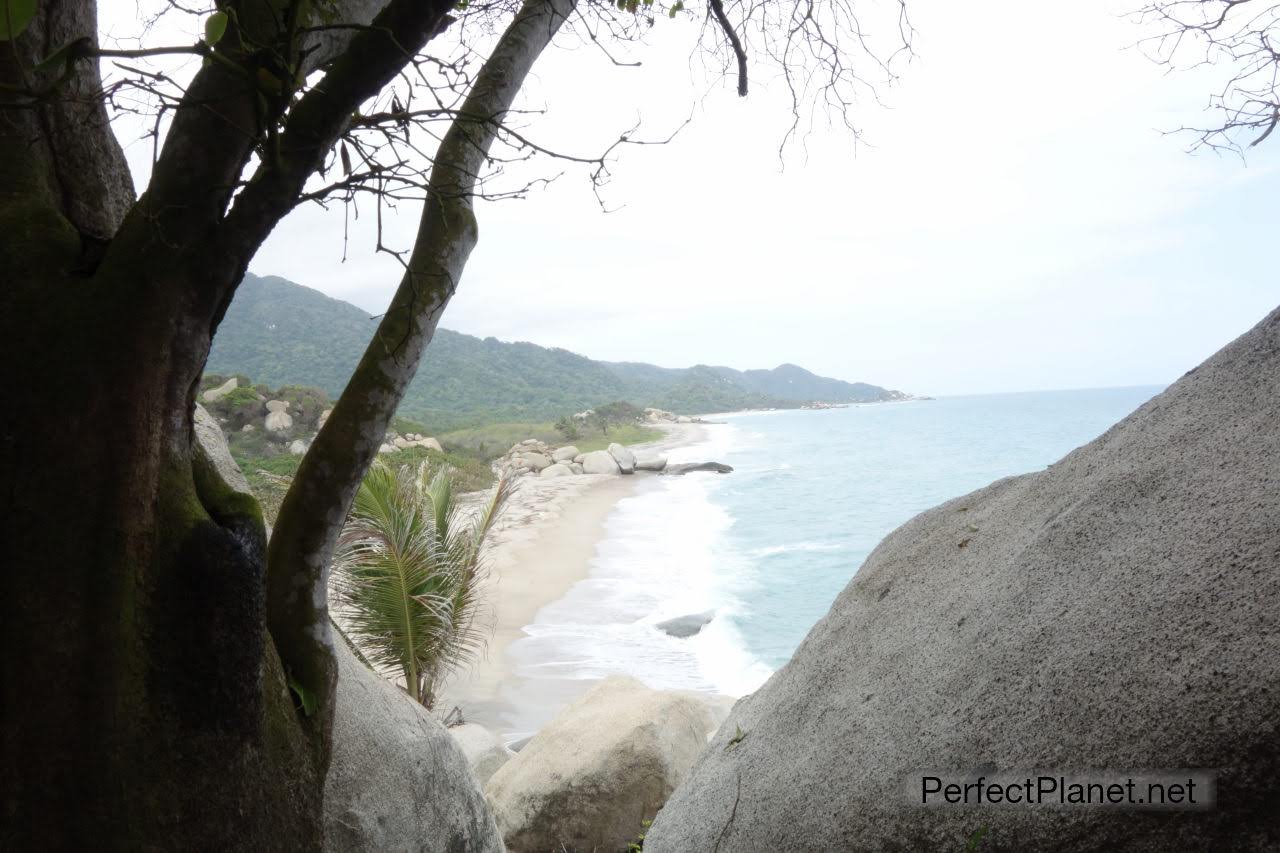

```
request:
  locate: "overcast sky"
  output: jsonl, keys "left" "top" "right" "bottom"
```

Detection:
{"left": 106, "top": 0, "right": 1279, "bottom": 397}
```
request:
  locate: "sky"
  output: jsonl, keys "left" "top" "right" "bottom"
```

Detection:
{"left": 103, "top": 0, "right": 1280, "bottom": 397}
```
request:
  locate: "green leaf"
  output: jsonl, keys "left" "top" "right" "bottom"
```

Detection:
{"left": 204, "top": 10, "right": 228, "bottom": 46}
{"left": 288, "top": 673, "right": 317, "bottom": 717}
{"left": 668, "top": 1, "right": 683, "bottom": 18}
{"left": 0, "top": 0, "right": 37, "bottom": 41}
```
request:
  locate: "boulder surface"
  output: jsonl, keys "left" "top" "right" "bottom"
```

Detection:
{"left": 580, "top": 450, "right": 619, "bottom": 475}
{"left": 324, "top": 638, "right": 503, "bottom": 852}
{"left": 645, "top": 306, "right": 1280, "bottom": 851}
{"left": 552, "top": 445, "right": 580, "bottom": 462}
{"left": 450, "top": 723, "right": 516, "bottom": 788}
{"left": 607, "top": 442, "right": 636, "bottom": 474}
{"left": 485, "top": 675, "right": 717, "bottom": 852}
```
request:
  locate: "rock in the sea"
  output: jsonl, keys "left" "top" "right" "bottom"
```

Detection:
{"left": 655, "top": 610, "right": 715, "bottom": 639}
{"left": 607, "top": 442, "right": 636, "bottom": 474}
{"left": 325, "top": 638, "right": 503, "bottom": 852}
{"left": 663, "top": 462, "right": 732, "bottom": 475}
{"left": 193, "top": 404, "right": 251, "bottom": 494}
{"left": 539, "top": 462, "right": 574, "bottom": 479}
{"left": 635, "top": 454, "right": 667, "bottom": 472}
{"left": 580, "top": 450, "right": 619, "bottom": 475}
{"left": 485, "top": 676, "right": 718, "bottom": 853}
{"left": 264, "top": 410, "right": 293, "bottom": 433}
{"left": 552, "top": 445, "right": 580, "bottom": 463}
{"left": 645, "top": 307, "right": 1280, "bottom": 852}
{"left": 449, "top": 723, "right": 516, "bottom": 788}
{"left": 288, "top": 439, "right": 308, "bottom": 456}
{"left": 518, "top": 452, "right": 552, "bottom": 472}
{"left": 201, "top": 376, "right": 238, "bottom": 403}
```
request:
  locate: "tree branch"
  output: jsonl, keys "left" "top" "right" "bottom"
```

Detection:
{"left": 265, "top": 0, "right": 577, "bottom": 715}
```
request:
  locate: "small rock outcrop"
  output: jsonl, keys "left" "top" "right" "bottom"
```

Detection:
{"left": 325, "top": 638, "right": 503, "bottom": 852}
{"left": 655, "top": 611, "right": 715, "bottom": 639}
{"left": 644, "top": 307, "right": 1280, "bottom": 852}
{"left": 201, "top": 376, "right": 238, "bottom": 403}
{"left": 485, "top": 676, "right": 718, "bottom": 853}
{"left": 264, "top": 400, "right": 293, "bottom": 433}
{"left": 449, "top": 723, "right": 516, "bottom": 788}
{"left": 288, "top": 439, "right": 308, "bottom": 455}
{"left": 664, "top": 462, "right": 733, "bottom": 475}
{"left": 607, "top": 442, "right": 636, "bottom": 474}
{"left": 539, "top": 462, "right": 574, "bottom": 478}
{"left": 580, "top": 450, "right": 620, "bottom": 475}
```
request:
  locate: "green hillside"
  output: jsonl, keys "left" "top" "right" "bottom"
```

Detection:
{"left": 208, "top": 274, "right": 908, "bottom": 431}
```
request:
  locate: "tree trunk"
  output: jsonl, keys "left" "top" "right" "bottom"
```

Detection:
{"left": 0, "top": 0, "right": 566, "bottom": 846}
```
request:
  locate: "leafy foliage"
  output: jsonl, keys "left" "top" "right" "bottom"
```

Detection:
{"left": 331, "top": 461, "right": 514, "bottom": 708}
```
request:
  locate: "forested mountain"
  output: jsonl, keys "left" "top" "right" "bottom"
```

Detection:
{"left": 208, "top": 274, "right": 909, "bottom": 430}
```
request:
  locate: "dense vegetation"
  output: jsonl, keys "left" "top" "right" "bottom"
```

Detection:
{"left": 208, "top": 275, "right": 907, "bottom": 431}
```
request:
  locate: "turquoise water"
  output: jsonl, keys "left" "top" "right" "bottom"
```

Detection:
{"left": 509, "top": 386, "right": 1163, "bottom": 699}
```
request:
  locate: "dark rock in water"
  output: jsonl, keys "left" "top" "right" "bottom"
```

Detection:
{"left": 656, "top": 611, "right": 716, "bottom": 638}
{"left": 664, "top": 462, "right": 733, "bottom": 475}
{"left": 645, "top": 306, "right": 1280, "bottom": 852}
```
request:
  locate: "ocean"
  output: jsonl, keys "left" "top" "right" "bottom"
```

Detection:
{"left": 506, "top": 386, "right": 1164, "bottom": 699}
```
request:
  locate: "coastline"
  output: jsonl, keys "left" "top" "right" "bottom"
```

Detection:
{"left": 438, "top": 422, "right": 707, "bottom": 739}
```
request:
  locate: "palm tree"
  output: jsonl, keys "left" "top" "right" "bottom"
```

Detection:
{"left": 331, "top": 460, "right": 513, "bottom": 708}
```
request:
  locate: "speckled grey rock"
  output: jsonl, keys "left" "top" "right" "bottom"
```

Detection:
{"left": 581, "top": 450, "right": 619, "bottom": 475}
{"left": 607, "top": 442, "right": 636, "bottom": 474}
{"left": 655, "top": 611, "right": 715, "bottom": 639}
{"left": 193, "top": 403, "right": 250, "bottom": 494}
{"left": 485, "top": 676, "right": 717, "bottom": 853}
{"left": 324, "top": 639, "right": 503, "bottom": 852}
{"left": 450, "top": 723, "right": 516, "bottom": 788}
{"left": 645, "top": 306, "right": 1280, "bottom": 852}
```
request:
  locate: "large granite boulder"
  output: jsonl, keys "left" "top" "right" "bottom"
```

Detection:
{"left": 580, "top": 450, "right": 619, "bottom": 475}
{"left": 193, "top": 404, "right": 251, "bottom": 494}
{"left": 645, "top": 307, "right": 1280, "bottom": 851}
{"left": 450, "top": 723, "right": 516, "bottom": 788}
{"left": 324, "top": 638, "right": 503, "bottom": 852}
{"left": 539, "top": 462, "right": 574, "bottom": 479}
{"left": 552, "top": 445, "right": 580, "bottom": 462}
{"left": 485, "top": 676, "right": 718, "bottom": 852}
{"left": 635, "top": 454, "right": 668, "bottom": 472}
{"left": 517, "top": 452, "right": 552, "bottom": 472}
{"left": 607, "top": 442, "right": 636, "bottom": 474}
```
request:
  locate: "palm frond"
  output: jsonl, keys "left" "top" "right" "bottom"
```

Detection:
{"left": 331, "top": 461, "right": 513, "bottom": 707}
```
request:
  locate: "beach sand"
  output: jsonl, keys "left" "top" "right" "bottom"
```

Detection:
{"left": 437, "top": 423, "right": 705, "bottom": 740}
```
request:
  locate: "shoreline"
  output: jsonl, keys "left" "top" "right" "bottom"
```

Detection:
{"left": 438, "top": 422, "right": 707, "bottom": 738}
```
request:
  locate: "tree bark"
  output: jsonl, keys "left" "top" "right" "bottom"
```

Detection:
{"left": 1, "top": 0, "right": 572, "bottom": 846}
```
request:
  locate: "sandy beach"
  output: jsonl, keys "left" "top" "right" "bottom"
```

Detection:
{"left": 437, "top": 423, "right": 706, "bottom": 740}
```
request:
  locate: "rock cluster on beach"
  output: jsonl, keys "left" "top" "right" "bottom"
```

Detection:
{"left": 495, "top": 435, "right": 735, "bottom": 480}
{"left": 644, "top": 307, "right": 1280, "bottom": 851}
{"left": 495, "top": 438, "right": 675, "bottom": 478}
